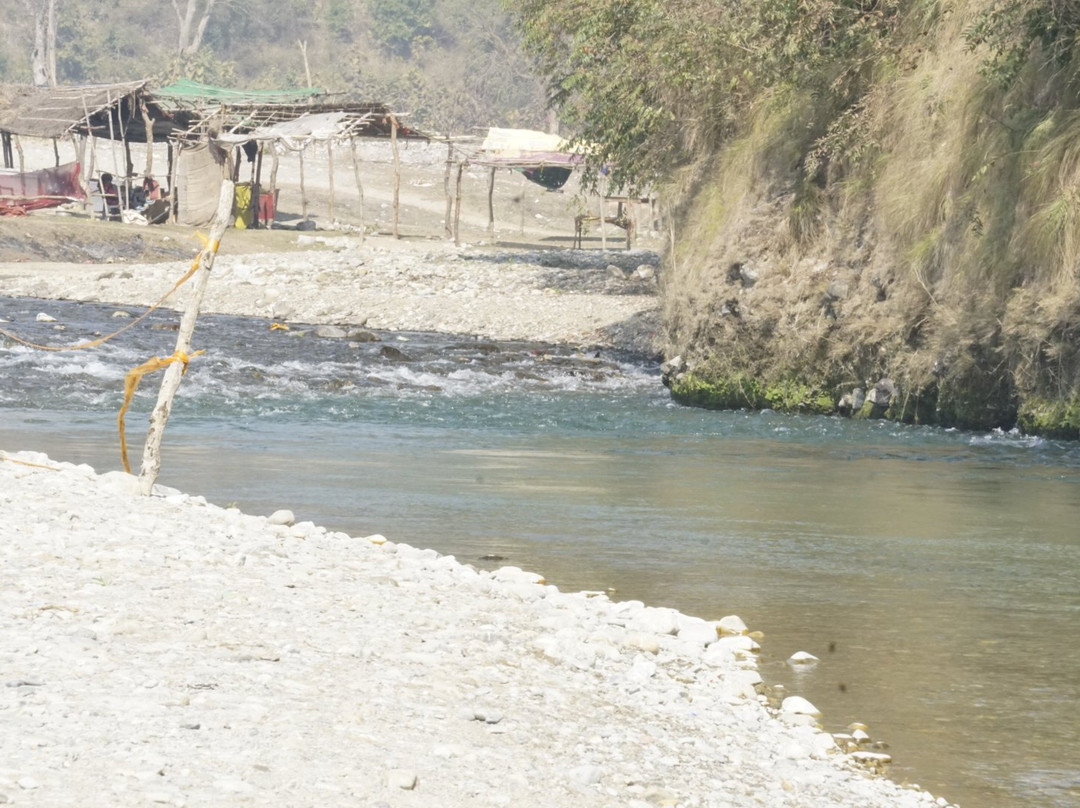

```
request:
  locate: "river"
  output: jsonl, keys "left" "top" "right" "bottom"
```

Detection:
{"left": 2, "top": 296, "right": 1079, "bottom": 808}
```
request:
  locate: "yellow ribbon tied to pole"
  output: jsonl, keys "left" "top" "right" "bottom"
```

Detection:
{"left": 117, "top": 349, "right": 205, "bottom": 474}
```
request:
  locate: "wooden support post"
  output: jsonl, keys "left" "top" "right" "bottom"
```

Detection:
{"left": 350, "top": 138, "right": 365, "bottom": 242}
{"left": 168, "top": 140, "right": 178, "bottom": 224}
{"left": 52, "top": 138, "right": 59, "bottom": 166}
{"left": 269, "top": 148, "right": 280, "bottom": 203}
{"left": 2, "top": 133, "right": 12, "bottom": 169}
{"left": 327, "top": 139, "right": 335, "bottom": 224}
{"left": 15, "top": 135, "right": 24, "bottom": 172}
{"left": 444, "top": 144, "right": 454, "bottom": 240}
{"left": 138, "top": 180, "right": 235, "bottom": 496}
{"left": 141, "top": 101, "right": 155, "bottom": 177}
{"left": 599, "top": 193, "right": 608, "bottom": 251}
{"left": 299, "top": 147, "right": 309, "bottom": 222}
{"left": 487, "top": 166, "right": 496, "bottom": 240}
{"left": 453, "top": 161, "right": 464, "bottom": 247}
{"left": 391, "top": 115, "right": 401, "bottom": 239}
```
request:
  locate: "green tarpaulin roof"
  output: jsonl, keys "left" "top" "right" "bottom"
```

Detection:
{"left": 152, "top": 79, "right": 324, "bottom": 107}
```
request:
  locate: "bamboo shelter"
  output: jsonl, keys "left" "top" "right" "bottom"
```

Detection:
{"left": 0, "top": 81, "right": 174, "bottom": 216}
{"left": 152, "top": 80, "right": 428, "bottom": 232}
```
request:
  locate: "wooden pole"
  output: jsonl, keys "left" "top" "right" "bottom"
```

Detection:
{"left": 391, "top": 115, "right": 400, "bottom": 239}
{"left": 487, "top": 166, "right": 496, "bottom": 240}
{"left": 269, "top": 148, "right": 280, "bottom": 201}
{"left": 599, "top": 192, "right": 608, "bottom": 251}
{"left": 138, "top": 180, "right": 235, "bottom": 496}
{"left": 443, "top": 143, "right": 453, "bottom": 240}
{"left": 168, "top": 140, "right": 178, "bottom": 224}
{"left": 52, "top": 138, "right": 59, "bottom": 166}
{"left": 453, "top": 161, "right": 464, "bottom": 247}
{"left": 141, "top": 100, "right": 155, "bottom": 177}
{"left": 350, "top": 138, "right": 365, "bottom": 242}
{"left": 299, "top": 147, "right": 309, "bottom": 221}
{"left": 327, "top": 139, "right": 335, "bottom": 224}
{"left": 15, "top": 135, "right": 24, "bottom": 172}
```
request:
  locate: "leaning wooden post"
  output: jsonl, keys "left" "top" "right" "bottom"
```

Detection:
{"left": 487, "top": 166, "right": 496, "bottom": 240}
{"left": 390, "top": 114, "right": 401, "bottom": 239}
{"left": 137, "top": 180, "right": 235, "bottom": 496}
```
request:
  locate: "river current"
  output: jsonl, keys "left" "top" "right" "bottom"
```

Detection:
{"left": 2, "top": 296, "right": 1079, "bottom": 808}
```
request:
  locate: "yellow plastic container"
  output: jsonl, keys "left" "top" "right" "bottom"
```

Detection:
{"left": 233, "top": 182, "right": 254, "bottom": 229}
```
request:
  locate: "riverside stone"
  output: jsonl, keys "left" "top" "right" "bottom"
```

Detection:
{"left": 266, "top": 509, "right": 295, "bottom": 526}
{"left": 782, "top": 696, "right": 823, "bottom": 717}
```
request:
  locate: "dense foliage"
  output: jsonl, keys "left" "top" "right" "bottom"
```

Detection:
{"left": 510, "top": 0, "right": 905, "bottom": 190}
{"left": 0, "top": 0, "right": 547, "bottom": 133}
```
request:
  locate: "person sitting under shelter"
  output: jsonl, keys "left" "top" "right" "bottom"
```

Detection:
{"left": 99, "top": 173, "right": 120, "bottom": 220}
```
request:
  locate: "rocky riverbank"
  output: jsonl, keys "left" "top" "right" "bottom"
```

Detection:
{"left": 0, "top": 233, "right": 663, "bottom": 356}
{"left": 1, "top": 450, "right": 954, "bottom": 808}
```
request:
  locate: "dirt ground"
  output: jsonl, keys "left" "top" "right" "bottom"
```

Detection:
{"left": 0, "top": 138, "right": 662, "bottom": 265}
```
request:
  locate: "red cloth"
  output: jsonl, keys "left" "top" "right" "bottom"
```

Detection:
{"left": 0, "top": 161, "right": 87, "bottom": 215}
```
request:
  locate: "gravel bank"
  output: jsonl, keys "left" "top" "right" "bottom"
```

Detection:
{"left": 1, "top": 451, "right": 954, "bottom": 808}
{"left": 0, "top": 234, "right": 663, "bottom": 355}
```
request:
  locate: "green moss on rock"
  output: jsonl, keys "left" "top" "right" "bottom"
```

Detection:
{"left": 669, "top": 373, "right": 836, "bottom": 415}
{"left": 1017, "top": 397, "right": 1080, "bottom": 440}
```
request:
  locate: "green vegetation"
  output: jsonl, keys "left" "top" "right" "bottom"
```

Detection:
{"left": 0, "top": 0, "right": 547, "bottom": 133}
{"left": 514, "top": 0, "right": 1080, "bottom": 437}
{"left": 670, "top": 372, "right": 836, "bottom": 416}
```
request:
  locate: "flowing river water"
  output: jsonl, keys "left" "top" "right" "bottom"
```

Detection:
{"left": 2, "top": 296, "right": 1079, "bottom": 808}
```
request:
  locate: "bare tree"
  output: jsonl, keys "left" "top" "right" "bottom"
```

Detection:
{"left": 172, "top": 0, "right": 217, "bottom": 57}
{"left": 22, "top": 0, "right": 58, "bottom": 87}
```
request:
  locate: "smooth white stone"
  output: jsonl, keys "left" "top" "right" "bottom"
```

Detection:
{"left": 718, "top": 615, "right": 749, "bottom": 635}
{"left": 677, "top": 618, "right": 720, "bottom": 647}
{"left": 632, "top": 607, "right": 680, "bottom": 636}
{"left": 267, "top": 509, "right": 295, "bottom": 526}
{"left": 787, "top": 651, "right": 820, "bottom": 666}
{"left": 781, "top": 696, "right": 822, "bottom": 717}
{"left": 387, "top": 769, "right": 418, "bottom": 790}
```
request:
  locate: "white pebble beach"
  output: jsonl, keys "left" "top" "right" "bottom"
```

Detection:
{"left": 1, "top": 449, "right": 954, "bottom": 808}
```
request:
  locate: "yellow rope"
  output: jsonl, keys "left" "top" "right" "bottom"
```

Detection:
{"left": 0, "top": 234, "right": 220, "bottom": 352}
{"left": 0, "top": 452, "right": 62, "bottom": 471}
{"left": 117, "top": 349, "right": 205, "bottom": 474}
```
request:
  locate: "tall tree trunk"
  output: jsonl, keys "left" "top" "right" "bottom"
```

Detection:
{"left": 172, "top": 0, "right": 217, "bottom": 57}
{"left": 24, "top": 0, "right": 58, "bottom": 87}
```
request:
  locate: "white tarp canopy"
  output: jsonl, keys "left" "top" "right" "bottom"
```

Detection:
{"left": 212, "top": 111, "right": 371, "bottom": 150}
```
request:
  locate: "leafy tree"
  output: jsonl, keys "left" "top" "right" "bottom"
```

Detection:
{"left": 511, "top": 0, "right": 905, "bottom": 191}
{"left": 369, "top": 0, "right": 436, "bottom": 58}
{"left": 966, "top": 0, "right": 1080, "bottom": 86}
